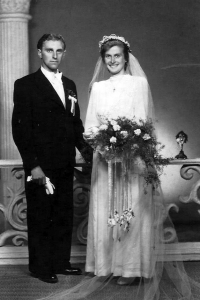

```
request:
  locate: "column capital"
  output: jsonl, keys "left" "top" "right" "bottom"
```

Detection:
{"left": 0, "top": 0, "right": 31, "bottom": 21}
{"left": 0, "top": 0, "right": 31, "bottom": 14}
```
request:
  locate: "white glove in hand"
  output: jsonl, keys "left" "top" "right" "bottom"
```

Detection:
{"left": 45, "top": 177, "right": 55, "bottom": 194}
{"left": 27, "top": 176, "right": 55, "bottom": 195}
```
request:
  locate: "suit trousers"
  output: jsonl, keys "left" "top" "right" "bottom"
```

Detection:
{"left": 25, "top": 166, "right": 74, "bottom": 275}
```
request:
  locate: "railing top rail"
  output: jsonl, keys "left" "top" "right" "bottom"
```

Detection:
{"left": 169, "top": 158, "right": 200, "bottom": 165}
{"left": 0, "top": 160, "right": 89, "bottom": 168}
{"left": 0, "top": 158, "right": 200, "bottom": 168}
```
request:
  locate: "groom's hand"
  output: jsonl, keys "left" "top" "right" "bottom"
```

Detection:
{"left": 31, "top": 166, "right": 46, "bottom": 185}
{"left": 79, "top": 140, "right": 93, "bottom": 164}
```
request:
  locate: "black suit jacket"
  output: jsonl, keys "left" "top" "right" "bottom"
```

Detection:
{"left": 12, "top": 69, "right": 85, "bottom": 171}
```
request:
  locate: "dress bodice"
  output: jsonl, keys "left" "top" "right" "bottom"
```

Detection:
{"left": 85, "top": 74, "right": 149, "bottom": 130}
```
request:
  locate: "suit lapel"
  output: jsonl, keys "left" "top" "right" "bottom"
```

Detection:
{"left": 62, "top": 78, "right": 71, "bottom": 112}
{"left": 34, "top": 69, "right": 66, "bottom": 109}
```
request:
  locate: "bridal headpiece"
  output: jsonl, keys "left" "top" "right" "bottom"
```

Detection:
{"left": 99, "top": 34, "right": 131, "bottom": 52}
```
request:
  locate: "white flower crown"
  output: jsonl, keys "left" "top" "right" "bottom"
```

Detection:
{"left": 99, "top": 34, "right": 131, "bottom": 52}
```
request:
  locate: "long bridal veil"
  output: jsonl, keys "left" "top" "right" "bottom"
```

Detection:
{"left": 37, "top": 190, "right": 200, "bottom": 300}
{"left": 37, "top": 54, "right": 200, "bottom": 300}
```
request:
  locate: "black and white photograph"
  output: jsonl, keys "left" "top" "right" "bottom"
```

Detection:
{"left": 0, "top": 1, "right": 200, "bottom": 299}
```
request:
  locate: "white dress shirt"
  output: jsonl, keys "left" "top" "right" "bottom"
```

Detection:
{"left": 41, "top": 66, "right": 65, "bottom": 107}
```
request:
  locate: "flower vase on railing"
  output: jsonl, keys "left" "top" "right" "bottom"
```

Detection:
{"left": 175, "top": 131, "right": 188, "bottom": 160}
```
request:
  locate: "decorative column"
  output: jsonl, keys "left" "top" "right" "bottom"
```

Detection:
{"left": 0, "top": 0, "right": 31, "bottom": 237}
{"left": 0, "top": 0, "right": 31, "bottom": 161}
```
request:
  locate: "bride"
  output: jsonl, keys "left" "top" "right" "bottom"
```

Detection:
{"left": 84, "top": 34, "right": 156, "bottom": 285}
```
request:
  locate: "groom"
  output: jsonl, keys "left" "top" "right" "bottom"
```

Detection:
{"left": 12, "top": 34, "right": 87, "bottom": 283}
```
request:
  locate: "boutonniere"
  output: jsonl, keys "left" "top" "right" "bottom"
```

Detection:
{"left": 68, "top": 90, "right": 77, "bottom": 116}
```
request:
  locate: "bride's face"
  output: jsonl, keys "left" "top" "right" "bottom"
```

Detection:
{"left": 104, "top": 46, "right": 126, "bottom": 76}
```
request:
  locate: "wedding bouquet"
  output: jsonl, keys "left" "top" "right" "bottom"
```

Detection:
{"left": 84, "top": 116, "right": 170, "bottom": 187}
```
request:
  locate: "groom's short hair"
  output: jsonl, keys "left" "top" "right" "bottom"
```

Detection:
{"left": 37, "top": 33, "right": 66, "bottom": 51}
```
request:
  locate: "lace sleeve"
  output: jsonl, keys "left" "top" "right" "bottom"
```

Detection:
{"left": 84, "top": 83, "right": 100, "bottom": 131}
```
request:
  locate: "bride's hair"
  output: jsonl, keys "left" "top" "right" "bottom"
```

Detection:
{"left": 100, "top": 40, "right": 129, "bottom": 67}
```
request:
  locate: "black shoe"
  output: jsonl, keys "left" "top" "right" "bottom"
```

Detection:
{"left": 30, "top": 272, "right": 58, "bottom": 283}
{"left": 56, "top": 267, "right": 82, "bottom": 275}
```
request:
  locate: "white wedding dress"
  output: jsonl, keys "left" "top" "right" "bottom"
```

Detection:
{"left": 85, "top": 74, "right": 156, "bottom": 278}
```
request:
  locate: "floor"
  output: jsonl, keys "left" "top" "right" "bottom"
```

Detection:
{"left": 1, "top": 262, "right": 200, "bottom": 300}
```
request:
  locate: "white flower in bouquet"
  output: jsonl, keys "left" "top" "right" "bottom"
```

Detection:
{"left": 111, "top": 120, "right": 117, "bottom": 126}
{"left": 134, "top": 129, "right": 141, "bottom": 136}
{"left": 99, "top": 124, "right": 108, "bottom": 130}
{"left": 120, "top": 130, "right": 128, "bottom": 138}
{"left": 114, "top": 210, "right": 120, "bottom": 222}
{"left": 119, "top": 216, "right": 124, "bottom": 225}
{"left": 110, "top": 136, "right": 117, "bottom": 143}
{"left": 131, "top": 143, "right": 139, "bottom": 150}
{"left": 91, "top": 126, "right": 99, "bottom": 135}
{"left": 113, "top": 124, "right": 121, "bottom": 131}
{"left": 126, "top": 213, "right": 133, "bottom": 223}
{"left": 143, "top": 133, "right": 151, "bottom": 140}
{"left": 108, "top": 217, "right": 116, "bottom": 227}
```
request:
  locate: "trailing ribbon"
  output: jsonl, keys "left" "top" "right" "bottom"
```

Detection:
{"left": 108, "top": 160, "right": 114, "bottom": 226}
{"left": 107, "top": 158, "right": 134, "bottom": 234}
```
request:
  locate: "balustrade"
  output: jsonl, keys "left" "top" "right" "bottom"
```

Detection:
{"left": 1, "top": 158, "right": 200, "bottom": 264}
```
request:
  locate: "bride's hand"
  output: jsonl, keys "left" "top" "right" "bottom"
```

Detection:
{"left": 83, "top": 131, "right": 92, "bottom": 140}
{"left": 83, "top": 127, "right": 99, "bottom": 140}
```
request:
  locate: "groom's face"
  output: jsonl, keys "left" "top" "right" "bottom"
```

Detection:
{"left": 38, "top": 40, "right": 65, "bottom": 73}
